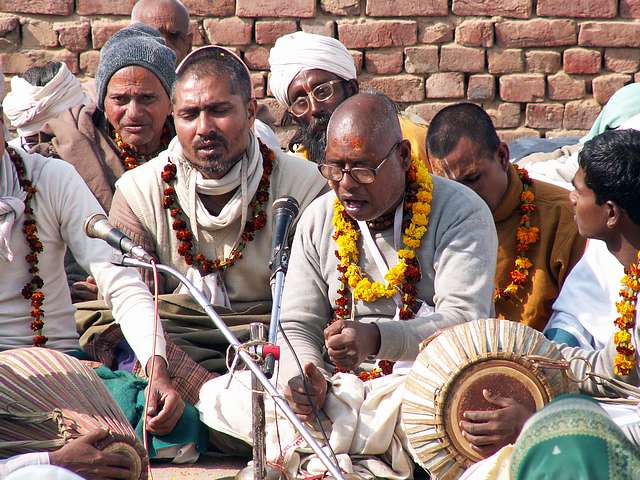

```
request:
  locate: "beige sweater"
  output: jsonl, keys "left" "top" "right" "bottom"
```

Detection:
{"left": 278, "top": 176, "right": 499, "bottom": 384}
{"left": 110, "top": 146, "right": 327, "bottom": 304}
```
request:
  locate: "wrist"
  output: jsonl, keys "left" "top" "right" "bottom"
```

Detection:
{"left": 145, "top": 355, "right": 169, "bottom": 378}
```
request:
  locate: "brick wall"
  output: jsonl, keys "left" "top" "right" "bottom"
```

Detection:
{"left": 2, "top": 0, "right": 640, "bottom": 142}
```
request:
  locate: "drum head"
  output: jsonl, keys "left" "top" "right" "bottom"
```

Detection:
{"left": 444, "top": 358, "right": 550, "bottom": 463}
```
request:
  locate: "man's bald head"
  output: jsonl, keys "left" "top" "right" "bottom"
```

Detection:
{"left": 131, "top": 0, "right": 191, "bottom": 63}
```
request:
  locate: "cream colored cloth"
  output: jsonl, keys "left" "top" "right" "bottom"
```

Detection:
{"left": 268, "top": 31, "right": 357, "bottom": 107}
{"left": 459, "top": 445, "right": 514, "bottom": 480}
{"left": 2, "top": 63, "right": 88, "bottom": 136}
{"left": 0, "top": 150, "right": 28, "bottom": 262}
{"left": 198, "top": 371, "right": 414, "bottom": 479}
{"left": 167, "top": 134, "right": 263, "bottom": 306}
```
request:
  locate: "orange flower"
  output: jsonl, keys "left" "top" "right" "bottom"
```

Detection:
{"left": 520, "top": 190, "right": 534, "bottom": 203}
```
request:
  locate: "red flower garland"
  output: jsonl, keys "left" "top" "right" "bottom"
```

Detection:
{"left": 113, "top": 125, "right": 171, "bottom": 171}
{"left": 7, "top": 146, "right": 47, "bottom": 346}
{"left": 332, "top": 162, "right": 423, "bottom": 381}
{"left": 161, "top": 140, "right": 274, "bottom": 276}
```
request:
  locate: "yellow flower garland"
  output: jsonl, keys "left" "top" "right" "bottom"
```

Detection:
{"left": 614, "top": 251, "right": 640, "bottom": 376}
{"left": 332, "top": 157, "right": 434, "bottom": 304}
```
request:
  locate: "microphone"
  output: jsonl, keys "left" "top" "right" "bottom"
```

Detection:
{"left": 270, "top": 196, "right": 300, "bottom": 274}
{"left": 84, "top": 213, "right": 154, "bottom": 263}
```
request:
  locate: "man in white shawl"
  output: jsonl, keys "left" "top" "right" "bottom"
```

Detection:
{"left": 268, "top": 31, "right": 430, "bottom": 166}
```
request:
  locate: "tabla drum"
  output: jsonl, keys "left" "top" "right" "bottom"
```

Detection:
{"left": 401, "top": 318, "right": 578, "bottom": 479}
{"left": 0, "top": 348, "right": 148, "bottom": 479}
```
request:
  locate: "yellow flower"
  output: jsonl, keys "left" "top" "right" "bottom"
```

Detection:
{"left": 416, "top": 191, "right": 432, "bottom": 202}
{"left": 504, "top": 284, "right": 519, "bottom": 295}
{"left": 385, "top": 262, "right": 406, "bottom": 284}
{"left": 614, "top": 355, "right": 635, "bottom": 376}
{"left": 411, "top": 202, "right": 431, "bottom": 215}
{"left": 616, "top": 301, "right": 636, "bottom": 317}
{"left": 403, "top": 236, "right": 422, "bottom": 249}
{"left": 515, "top": 257, "right": 533, "bottom": 269}
{"left": 413, "top": 213, "right": 429, "bottom": 226}
{"left": 398, "top": 248, "right": 416, "bottom": 259}
{"left": 615, "top": 330, "right": 632, "bottom": 345}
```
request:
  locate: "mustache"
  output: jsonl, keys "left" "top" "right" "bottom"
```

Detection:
{"left": 193, "top": 132, "right": 228, "bottom": 150}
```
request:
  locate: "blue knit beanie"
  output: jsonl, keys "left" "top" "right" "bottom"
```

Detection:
{"left": 95, "top": 23, "right": 176, "bottom": 110}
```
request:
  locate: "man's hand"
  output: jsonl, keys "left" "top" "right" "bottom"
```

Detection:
{"left": 70, "top": 276, "right": 98, "bottom": 303}
{"left": 324, "top": 320, "right": 381, "bottom": 371}
{"left": 49, "top": 429, "right": 133, "bottom": 480}
{"left": 460, "top": 389, "right": 535, "bottom": 457}
{"left": 144, "top": 357, "right": 184, "bottom": 436}
{"left": 284, "top": 362, "right": 328, "bottom": 424}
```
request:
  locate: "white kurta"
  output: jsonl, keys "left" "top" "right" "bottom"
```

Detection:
{"left": 0, "top": 149, "right": 164, "bottom": 366}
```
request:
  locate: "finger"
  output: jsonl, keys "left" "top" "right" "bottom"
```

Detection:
{"left": 145, "top": 387, "right": 159, "bottom": 417}
{"left": 323, "top": 320, "right": 345, "bottom": 340}
{"left": 147, "top": 394, "right": 184, "bottom": 434}
{"left": 87, "top": 276, "right": 96, "bottom": 285}
{"left": 463, "top": 409, "right": 502, "bottom": 422}
{"left": 327, "top": 347, "right": 355, "bottom": 362}
{"left": 101, "top": 452, "right": 133, "bottom": 469}
{"left": 461, "top": 430, "right": 504, "bottom": 447}
{"left": 332, "top": 357, "right": 358, "bottom": 371}
{"left": 289, "top": 389, "right": 319, "bottom": 407}
{"left": 461, "top": 420, "right": 509, "bottom": 436}
{"left": 482, "top": 389, "right": 513, "bottom": 409}
{"left": 82, "top": 429, "right": 110, "bottom": 445}
{"left": 304, "top": 363, "right": 325, "bottom": 384}
{"left": 326, "top": 333, "right": 355, "bottom": 351}
{"left": 89, "top": 466, "right": 133, "bottom": 479}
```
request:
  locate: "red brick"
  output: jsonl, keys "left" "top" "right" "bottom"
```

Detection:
{"left": 300, "top": 20, "right": 335, "bottom": 37}
{"left": 0, "top": 0, "right": 72, "bottom": 15}
{"left": 547, "top": 73, "right": 586, "bottom": 100}
{"left": 54, "top": 21, "right": 90, "bottom": 53}
{"left": 592, "top": 74, "right": 632, "bottom": 104}
{"left": 22, "top": 20, "right": 58, "bottom": 48}
{"left": 426, "top": 72, "right": 465, "bottom": 99}
{"left": 635, "top": 72, "right": 640, "bottom": 83}
{"left": 404, "top": 46, "right": 438, "bottom": 74}
{"left": 243, "top": 45, "right": 270, "bottom": 70}
{"left": 251, "top": 72, "right": 266, "bottom": 98}
{"left": 350, "top": 50, "right": 363, "bottom": 74}
{"left": 487, "top": 103, "right": 521, "bottom": 128}
{"left": 537, "top": 0, "right": 616, "bottom": 18}
{"left": 526, "top": 50, "right": 561, "bottom": 73}
{"left": 456, "top": 20, "right": 494, "bottom": 47}
{"left": 563, "top": 100, "right": 601, "bottom": 129}
{"left": 420, "top": 22, "right": 454, "bottom": 44}
{"left": 500, "top": 74, "right": 545, "bottom": 102}
{"left": 498, "top": 128, "right": 540, "bottom": 143}
{"left": 366, "top": 0, "right": 448, "bottom": 16}
{"left": 80, "top": 50, "right": 100, "bottom": 76}
{"left": 0, "top": 16, "right": 19, "bottom": 53}
{"left": 258, "top": 98, "right": 286, "bottom": 126}
{"left": 360, "top": 74, "right": 425, "bottom": 102}
{"left": 467, "top": 74, "right": 495, "bottom": 101}
{"left": 183, "top": 0, "right": 235, "bottom": 16}
{"left": 496, "top": 19, "right": 576, "bottom": 48}
{"left": 406, "top": 102, "right": 456, "bottom": 124}
{"left": 77, "top": 0, "right": 135, "bottom": 15}
{"left": 621, "top": 0, "right": 640, "bottom": 18}
{"left": 338, "top": 20, "right": 416, "bottom": 49}
{"left": 0, "top": 16, "right": 18, "bottom": 36}
{"left": 236, "top": 0, "right": 316, "bottom": 18}
{"left": 579, "top": 22, "right": 640, "bottom": 47}
{"left": 563, "top": 48, "right": 601, "bottom": 74}
{"left": 203, "top": 18, "right": 253, "bottom": 46}
{"left": 440, "top": 45, "right": 484, "bottom": 73}
{"left": 255, "top": 21, "right": 297, "bottom": 45}
{"left": 525, "top": 103, "right": 564, "bottom": 129}
{"left": 91, "top": 20, "right": 129, "bottom": 50}
{"left": 488, "top": 48, "right": 524, "bottom": 74}
{"left": 604, "top": 49, "right": 640, "bottom": 73}
{"left": 365, "top": 49, "right": 403, "bottom": 74}
{"left": 452, "top": 0, "right": 532, "bottom": 19}
{"left": 190, "top": 21, "right": 205, "bottom": 47}
{"left": 0, "top": 50, "right": 78, "bottom": 74}
{"left": 321, "top": 0, "right": 360, "bottom": 15}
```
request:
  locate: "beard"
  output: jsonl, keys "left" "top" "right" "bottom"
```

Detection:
{"left": 290, "top": 114, "right": 331, "bottom": 164}
{"left": 190, "top": 132, "right": 238, "bottom": 178}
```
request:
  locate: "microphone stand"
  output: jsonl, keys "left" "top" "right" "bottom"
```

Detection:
{"left": 113, "top": 255, "right": 345, "bottom": 480}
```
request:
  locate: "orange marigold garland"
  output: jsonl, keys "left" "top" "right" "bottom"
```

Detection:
{"left": 161, "top": 140, "right": 274, "bottom": 276}
{"left": 8, "top": 146, "right": 47, "bottom": 347}
{"left": 494, "top": 165, "right": 539, "bottom": 301}
{"left": 113, "top": 125, "right": 171, "bottom": 171}
{"left": 332, "top": 156, "right": 433, "bottom": 381}
{"left": 613, "top": 251, "right": 640, "bottom": 376}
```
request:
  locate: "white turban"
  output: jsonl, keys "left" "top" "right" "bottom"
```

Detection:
{"left": 268, "top": 31, "right": 357, "bottom": 108}
{"left": 2, "top": 62, "right": 88, "bottom": 137}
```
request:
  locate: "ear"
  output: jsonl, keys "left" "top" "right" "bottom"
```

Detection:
{"left": 398, "top": 139, "right": 412, "bottom": 171}
{"left": 246, "top": 98, "right": 257, "bottom": 129}
{"left": 606, "top": 201, "right": 623, "bottom": 230}
{"left": 497, "top": 142, "right": 510, "bottom": 171}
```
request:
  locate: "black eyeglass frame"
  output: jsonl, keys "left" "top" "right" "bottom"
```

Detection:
{"left": 288, "top": 79, "right": 346, "bottom": 118}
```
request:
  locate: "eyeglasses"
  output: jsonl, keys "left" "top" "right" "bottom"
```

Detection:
{"left": 289, "top": 80, "right": 345, "bottom": 118}
{"left": 318, "top": 142, "right": 401, "bottom": 184}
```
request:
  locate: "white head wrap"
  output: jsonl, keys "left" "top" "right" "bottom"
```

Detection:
{"left": 2, "top": 62, "right": 88, "bottom": 137}
{"left": 268, "top": 31, "right": 357, "bottom": 107}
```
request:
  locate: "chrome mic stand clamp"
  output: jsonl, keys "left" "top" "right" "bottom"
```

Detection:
{"left": 112, "top": 255, "right": 345, "bottom": 480}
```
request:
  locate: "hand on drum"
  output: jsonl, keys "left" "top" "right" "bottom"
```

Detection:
{"left": 284, "top": 362, "right": 328, "bottom": 424}
{"left": 49, "top": 429, "right": 133, "bottom": 480}
{"left": 145, "top": 356, "right": 185, "bottom": 436}
{"left": 460, "top": 389, "right": 534, "bottom": 456}
{"left": 324, "top": 319, "right": 381, "bottom": 371}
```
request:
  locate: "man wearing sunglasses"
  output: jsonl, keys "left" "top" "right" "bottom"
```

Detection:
{"left": 269, "top": 31, "right": 430, "bottom": 166}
